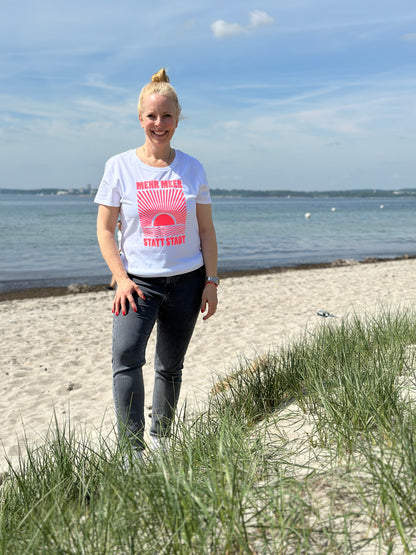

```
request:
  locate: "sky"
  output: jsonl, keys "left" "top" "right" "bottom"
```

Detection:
{"left": 1, "top": 0, "right": 416, "bottom": 191}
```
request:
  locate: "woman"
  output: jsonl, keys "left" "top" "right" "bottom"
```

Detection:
{"left": 95, "top": 69, "right": 218, "bottom": 454}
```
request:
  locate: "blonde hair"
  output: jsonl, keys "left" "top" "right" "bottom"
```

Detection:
{"left": 137, "top": 68, "right": 181, "bottom": 117}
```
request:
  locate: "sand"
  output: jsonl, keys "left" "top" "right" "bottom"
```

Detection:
{"left": 2, "top": 258, "right": 416, "bottom": 473}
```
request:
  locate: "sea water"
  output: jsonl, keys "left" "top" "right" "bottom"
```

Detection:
{"left": 1, "top": 193, "right": 416, "bottom": 293}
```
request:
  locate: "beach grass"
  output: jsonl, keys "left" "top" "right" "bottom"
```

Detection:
{"left": 1, "top": 310, "right": 416, "bottom": 553}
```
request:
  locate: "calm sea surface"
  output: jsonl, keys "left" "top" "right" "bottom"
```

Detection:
{"left": 1, "top": 193, "right": 416, "bottom": 293}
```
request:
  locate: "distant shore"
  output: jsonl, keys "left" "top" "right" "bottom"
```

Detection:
{"left": 3, "top": 186, "right": 416, "bottom": 198}
{"left": 1, "top": 254, "right": 415, "bottom": 302}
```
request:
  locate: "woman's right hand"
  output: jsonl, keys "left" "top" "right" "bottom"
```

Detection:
{"left": 112, "top": 277, "right": 146, "bottom": 316}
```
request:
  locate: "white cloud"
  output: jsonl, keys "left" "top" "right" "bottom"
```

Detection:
{"left": 210, "top": 19, "right": 247, "bottom": 39}
{"left": 211, "top": 10, "right": 274, "bottom": 39}
{"left": 249, "top": 10, "right": 275, "bottom": 29}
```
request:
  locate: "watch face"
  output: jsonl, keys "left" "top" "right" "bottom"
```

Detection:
{"left": 206, "top": 276, "right": 219, "bottom": 285}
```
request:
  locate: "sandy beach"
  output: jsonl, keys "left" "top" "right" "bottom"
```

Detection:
{"left": 2, "top": 257, "right": 416, "bottom": 473}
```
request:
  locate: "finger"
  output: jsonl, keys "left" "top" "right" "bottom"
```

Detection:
{"left": 127, "top": 285, "right": 145, "bottom": 313}
{"left": 135, "top": 285, "right": 146, "bottom": 301}
{"left": 203, "top": 302, "right": 217, "bottom": 321}
{"left": 112, "top": 293, "right": 121, "bottom": 316}
{"left": 120, "top": 297, "right": 128, "bottom": 316}
{"left": 127, "top": 292, "right": 139, "bottom": 313}
{"left": 203, "top": 309, "right": 213, "bottom": 321}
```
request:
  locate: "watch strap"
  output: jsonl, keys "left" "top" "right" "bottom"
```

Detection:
{"left": 205, "top": 276, "right": 219, "bottom": 286}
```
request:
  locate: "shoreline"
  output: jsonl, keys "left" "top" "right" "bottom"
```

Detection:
{"left": 1, "top": 254, "right": 415, "bottom": 303}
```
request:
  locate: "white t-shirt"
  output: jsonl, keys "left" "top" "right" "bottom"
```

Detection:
{"left": 94, "top": 149, "right": 211, "bottom": 277}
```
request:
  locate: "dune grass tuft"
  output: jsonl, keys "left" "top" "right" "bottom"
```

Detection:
{"left": 2, "top": 309, "right": 416, "bottom": 553}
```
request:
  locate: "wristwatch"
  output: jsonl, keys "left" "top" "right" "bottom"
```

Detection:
{"left": 205, "top": 276, "right": 220, "bottom": 287}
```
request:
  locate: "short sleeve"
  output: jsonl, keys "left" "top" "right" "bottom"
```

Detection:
{"left": 196, "top": 170, "right": 211, "bottom": 204}
{"left": 94, "top": 160, "right": 121, "bottom": 207}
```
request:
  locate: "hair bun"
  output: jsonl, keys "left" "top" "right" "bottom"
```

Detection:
{"left": 138, "top": 68, "right": 181, "bottom": 117}
{"left": 151, "top": 68, "right": 170, "bottom": 84}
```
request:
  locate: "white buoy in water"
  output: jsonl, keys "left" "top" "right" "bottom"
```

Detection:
{"left": 304, "top": 212, "right": 311, "bottom": 219}
{"left": 380, "top": 204, "right": 384, "bottom": 209}
{"left": 331, "top": 207, "right": 336, "bottom": 211}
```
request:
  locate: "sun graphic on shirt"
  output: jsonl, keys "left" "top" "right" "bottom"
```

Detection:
{"left": 152, "top": 213, "right": 176, "bottom": 226}
{"left": 137, "top": 188, "right": 186, "bottom": 239}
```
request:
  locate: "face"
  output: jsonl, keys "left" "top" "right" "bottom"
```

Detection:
{"left": 139, "top": 93, "right": 179, "bottom": 147}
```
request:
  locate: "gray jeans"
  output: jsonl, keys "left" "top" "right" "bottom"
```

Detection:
{"left": 112, "top": 266, "right": 205, "bottom": 450}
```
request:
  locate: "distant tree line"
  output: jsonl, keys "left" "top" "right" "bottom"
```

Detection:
{"left": 210, "top": 188, "right": 416, "bottom": 198}
{"left": 1, "top": 187, "right": 416, "bottom": 198}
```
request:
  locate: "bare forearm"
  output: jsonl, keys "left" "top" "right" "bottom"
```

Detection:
{"left": 96, "top": 204, "right": 145, "bottom": 315}
{"left": 200, "top": 227, "right": 218, "bottom": 276}
{"left": 199, "top": 227, "right": 218, "bottom": 320}
{"left": 97, "top": 228, "right": 129, "bottom": 284}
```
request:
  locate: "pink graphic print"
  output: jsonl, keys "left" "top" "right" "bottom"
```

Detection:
{"left": 137, "top": 187, "right": 186, "bottom": 240}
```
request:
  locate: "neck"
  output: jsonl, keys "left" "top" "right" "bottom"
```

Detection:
{"left": 140, "top": 144, "right": 173, "bottom": 167}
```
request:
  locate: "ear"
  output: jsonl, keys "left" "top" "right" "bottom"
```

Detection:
{"left": 138, "top": 112, "right": 144, "bottom": 128}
